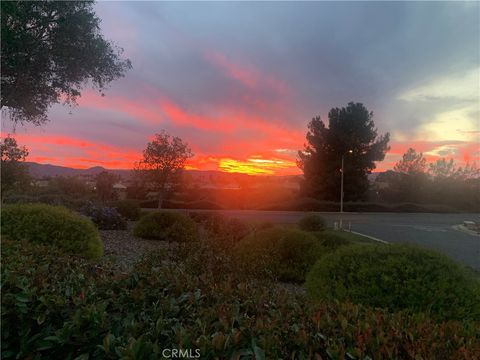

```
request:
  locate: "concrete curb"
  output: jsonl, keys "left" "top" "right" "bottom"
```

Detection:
{"left": 452, "top": 225, "right": 480, "bottom": 237}
{"left": 347, "top": 230, "right": 389, "bottom": 244}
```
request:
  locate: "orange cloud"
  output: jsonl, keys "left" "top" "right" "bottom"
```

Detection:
{"left": 5, "top": 133, "right": 141, "bottom": 169}
{"left": 204, "top": 50, "right": 288, "bottom": 96}
{"left": 158, "top": 98, "right": 236, "bottom": 132}
{"left": 204, "top": 51, "right": 259, "bottom": 88}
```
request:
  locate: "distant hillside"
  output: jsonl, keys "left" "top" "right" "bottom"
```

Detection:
{"left": 25, "top": 162, "right": 131, "bottom": 179}
{"left": 25, "top": 162, "right": 380, "bottom": 182}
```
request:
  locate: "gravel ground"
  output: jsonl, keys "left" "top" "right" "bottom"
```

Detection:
{"left": 100, "top": 226, "right": 169, "bottom": 269}
{"left": 99, "top": 222, "right": 307, "bottom": 295}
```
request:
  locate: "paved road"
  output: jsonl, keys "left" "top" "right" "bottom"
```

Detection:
{"left": 165, "top": 209, "right": 480, "bottom": 271}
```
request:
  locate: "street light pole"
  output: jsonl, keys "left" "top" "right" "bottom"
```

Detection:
{"left": 340, "top": 154, "right": 345, "bottom": 213}
{"left": 339, "top": 150, "right": 352, "bottom": 229}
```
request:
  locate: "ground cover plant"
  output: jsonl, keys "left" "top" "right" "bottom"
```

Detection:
{"left": 298, "top": 213, "right": 326, "bottom": 232}
{"left": 81, "top": 202, "right": 127, "bottom": 230}
{"left": 306, "top": 244, "right": 480, "bottom": 321}
{"left": 1, "top": 203, "right": 103, "bottom": 259}
{"left": 234, "top": 227, "right": 325, "bottom": 282}
{"left": 133, "top": 210, "right": 198, "bottom": 242}
{"left": 114, "top": 199, "right": 141, "bottom": 220}
{"left": 188, "top": 211, "right": 252, "bottom": 247}
{"left": 2, "top": 239, "right": 479, "bottom": 359}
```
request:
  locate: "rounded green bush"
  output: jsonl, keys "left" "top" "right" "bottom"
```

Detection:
{"left": 133, "top": 211, "right": 199, "bottom": 242}
{"left": 235, "top": 227, "right": 324, "bottom": 282}
{"left": 298, "top": 214, "right": 326, "bottom": 232}
{"left": 1, "top": 203, "right": 103, "bottom": 259}
{"left": 313, "top": 232, "right": 352, "bottom": 250}
{"left": 114, "top": 199, "right": 141, "bottom": 220}
{"left": 188, "top": 212, "right": 251, "bottom": 246}
{"left": 306, "top": 244, "right": 480, "bottom": 321}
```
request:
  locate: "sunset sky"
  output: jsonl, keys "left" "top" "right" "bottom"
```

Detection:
{"left": 3, "top": 1, "right": 479, "bottom": 175}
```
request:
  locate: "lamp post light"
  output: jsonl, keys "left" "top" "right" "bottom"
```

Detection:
{"left": 339, "top": 149, "right": 353, "bottom": 229}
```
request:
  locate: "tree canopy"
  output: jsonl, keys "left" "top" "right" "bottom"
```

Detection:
{"left": 1, "top": 135, "right": 30, "bottom": 201}
{"left": 394, "top": 148, "right": 427, "bottom": 175}
{"left": 298, "top": 102, "right": 390, "bottom": 201}
{"left": 375, "top": 149, "right": 479, "bottom": 210}
{"left": 95, "top": 170, "right": 118, "bottom": 202}
{"left": 135, "top": 131, "right": 193, "bottom": 208}
{"left": 1, "top": 1, "right": 131, "bottom": 125}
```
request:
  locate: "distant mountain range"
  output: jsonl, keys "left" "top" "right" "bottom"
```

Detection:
{"left": 25, "top": 162, "right": 132, "bottom": 179}
{"left": 25, "top": 162, "right": 301, "bottom": 181}
{"left": 26, "top": 162, "right": 381, "bottom": 182}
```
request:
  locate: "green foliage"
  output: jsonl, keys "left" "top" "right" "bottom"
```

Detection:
{"left": 114, "top": 199, "right": 141, "bottom": 220}
{"left": 1, "top": 203, "right": 102, "bottom": 259}
{"left": 2, "top": 239, "right": 479, "bottom": 359}
{"left": 188, "top": 212, "right": 251, "bottom": 247}
{"left": 134, "top": 131, "right": 193, "bottom": 208}
{"left": 298, "top": 213, "right": 326, "bottom": 231}
{"left": 313, "top": 231, "right": 353, "bottom": 250}
{"left": 133, "top": 211, "right": 198, "bottom": 242}
{"left": 235, "top": 227, "right": 324, "bottom": 282}
{"left": 306, "top": 244, "right": 480, "bottom": 321}
{"left": 298, "top": 102, "right": 390, "bottom": 201}
{"left": 81, "top": 202, "right": 127, "bottom": 230}
{"left": 95, "top": 171, "right": 118, "bottom": 201}
{"left": 3, "top": 193, "right": 91, "bottom": 211}
{"left": 377, "top": 153, "right": 480, "bottom": 211}
{"left": 1, "top": 1, "right": 131, "bottom": 124}
{"left": 1, "top": 135, "right": 30, "bottom": 200}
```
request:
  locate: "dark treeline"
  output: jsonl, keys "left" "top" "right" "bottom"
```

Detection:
{"left": 374, "top": 149, "right": 479, "bottom": 212}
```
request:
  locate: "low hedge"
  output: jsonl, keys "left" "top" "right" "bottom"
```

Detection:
{"left": 188, "top": 212, "right": 251, "bottom": 246}
{"left": 313, "top": 231, "right": 352, "bottom": 250}
{"left": 2, "top": 239, "right": 479, "bottom": 359}
{"left": 133, "top": 211, "right": 198, "bottom": 242}
{"left": 80, "top": 202, "right": 127, "bottom": 230}
{"left": 114, "top": 199, "right": 141, "bottom": 220}
{"left": 298, "top": 213, "right": 326, "bottom": 232}
{"left": 235, "top": 227, "right": 324, "bottom": 282}
{"left": 306, "top": 244, "right": 480, "bottom": 321}
{"left": 0, "top": 203, "right": 102, "bottom": 259}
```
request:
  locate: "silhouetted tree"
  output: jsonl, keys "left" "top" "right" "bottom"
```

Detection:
{"left": 394, "top": 148, "right": 427, "bottom": 175}
{"left": 1, "top": 135, "right": 30, "bottom": 201}
{"left": 1, "top": 1, "right": 131, "bottom": 124}
{"left": 95, "top": 171, "right": 118, "bottom": 202}
{"left": 135, "top": 131, "right": 193, "bottom": 208}
{"left": 298, "top": 102, "right": 390, "bottom": 201}
{"left": 380, "top": 148, "right": 429, "bottom": 203}
{"left": 47, "top": 176, "right": 91, "bottom": 198}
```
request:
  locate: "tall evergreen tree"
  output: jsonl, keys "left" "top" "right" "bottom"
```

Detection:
{"left": 298, "top": 102, "right": 390, "bottom": 201}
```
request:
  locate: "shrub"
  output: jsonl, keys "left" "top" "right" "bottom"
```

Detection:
{"left": 306, "top": 244, "right": 480, "bottom": 321}
{"left": 114, "top": 199, "right": 141, "bottom": 220}
{"left": 235, "top": 227, "right": 324, "bottom": 282}
{"left": 312, "top": 231, "right": 352, "bottom": 250}
{"left": 188, "top": 212, "right": 251, "bottom": 246}
{"left": 298, "top": 213, "right": 326, "bottom": 231}
{"left": 81, "top": 202, "right": 127, "bottom": 230}
{"left": 0, "top": 203, "right": 102, "bottom": 259}
{"left": 2, "top": 239, "right": 479, "bottom": 359}
{"left": 133, "top": 211, "right": 198, "bottom": 242}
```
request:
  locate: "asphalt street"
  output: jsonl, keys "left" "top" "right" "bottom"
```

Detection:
{"left": 167, "top": 209, "right": 480, "bottom": 271}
